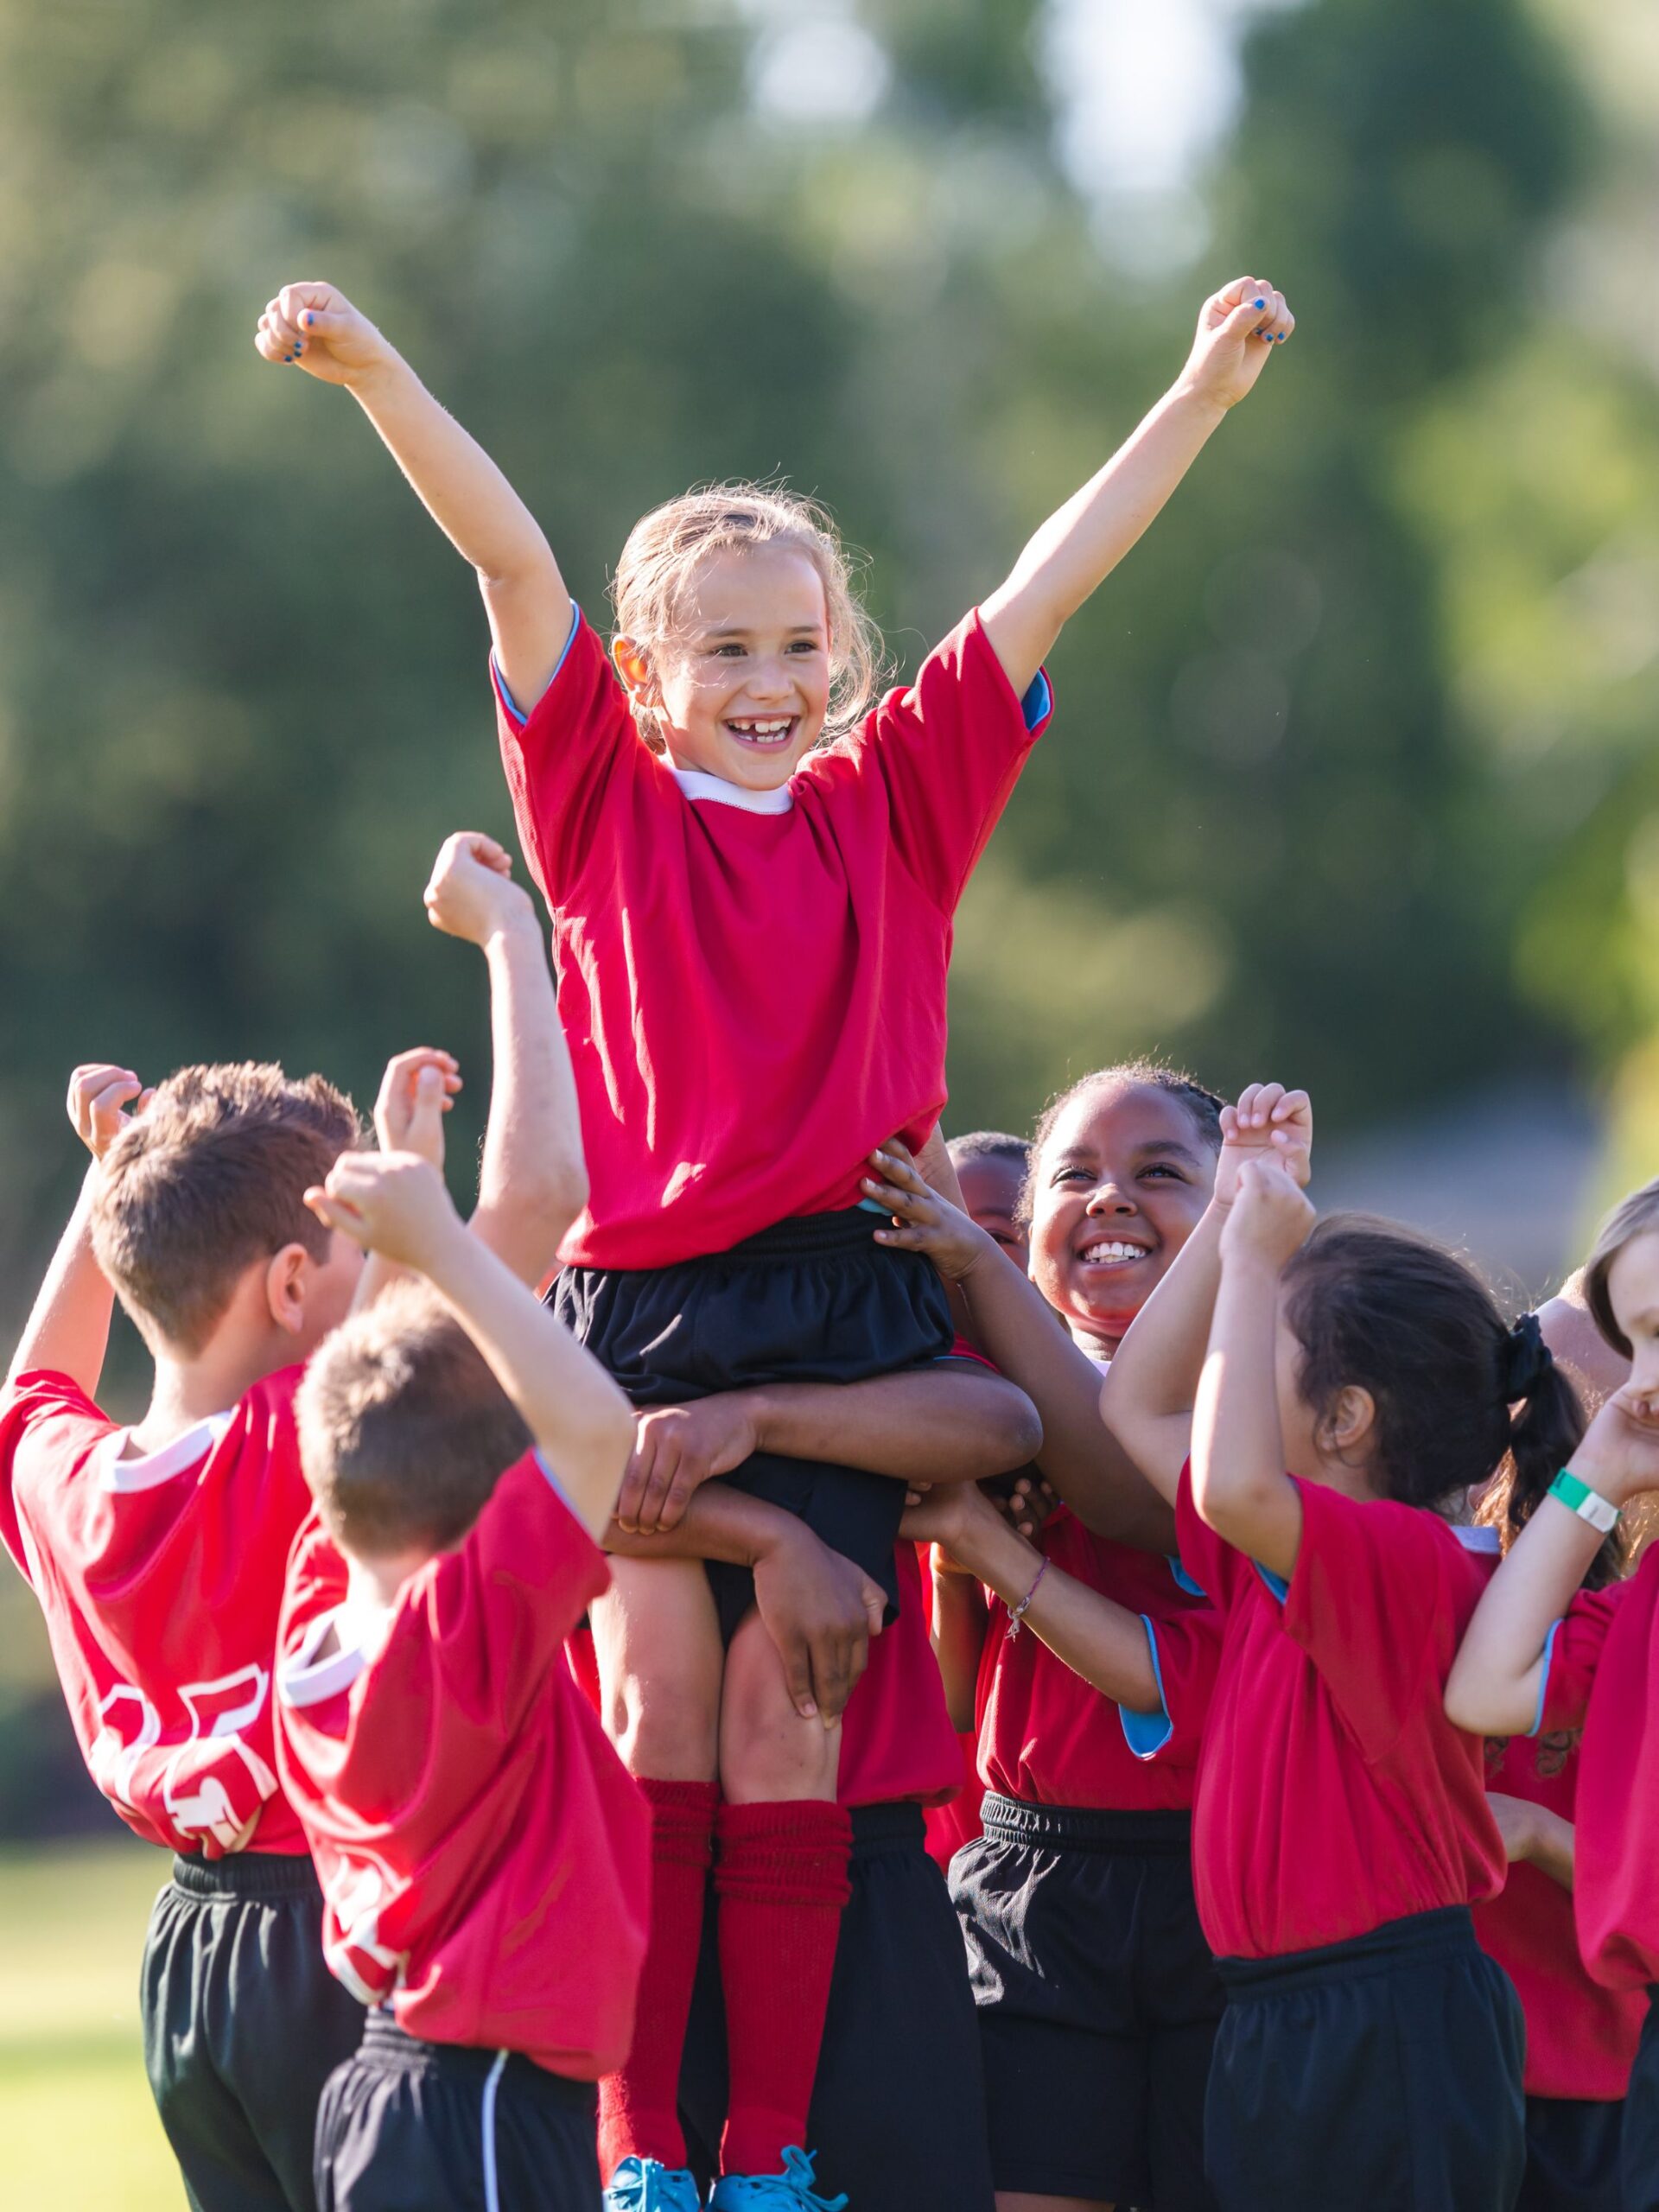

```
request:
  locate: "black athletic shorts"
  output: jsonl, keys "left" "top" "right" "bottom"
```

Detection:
{"left": 553, "top": 1207, "right": 954, "bottom": 1624}
{"left": 1623, "top": 1988, "right": 1659, "bottom": 2212}
{"left": 950, "top": 1793, "right": 1222, "bottom": 2209}
{"left": 1208, "top": 1904, "right": 1526, "bottom": 2212}
{"left": 142, "top": 1850, "right": 365, "bottom": 2212}
{"left": 314, "top": 2010, "right": 600, "bottom": 2212}
{"left": 1519, "top": 2093, "right": 1624, "bottom": 2212}
{"left": 679, "top": 1802, "right": 995, "bottom": 2210}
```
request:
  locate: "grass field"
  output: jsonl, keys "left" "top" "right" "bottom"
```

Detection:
{"left": 0, "top": 1838, "right": 181, "bottom": 2209}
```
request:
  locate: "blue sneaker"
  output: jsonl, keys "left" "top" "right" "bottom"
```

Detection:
{"left": 709, "top": 2145, "right": 848, "bottom": 2210}
{"left": 604, "top": 2156, "right": 703, "bottom": 2211}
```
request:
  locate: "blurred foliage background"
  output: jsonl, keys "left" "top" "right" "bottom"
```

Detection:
{"left": 3, "top": 0, "right": 1659, "bottom": 1830}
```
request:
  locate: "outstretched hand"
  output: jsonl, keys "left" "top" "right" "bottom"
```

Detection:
{"left": 253, "top": 282, "right": 395, "bottom": 388}
{"left": 305, "top": 1150, "right": 461, "bottom": 1271}
{"left": 1214, "top": 1082, "right": 1313, "bottom": 1207}
{"left": 423, "top": 831, "right": 537, "bottom": 946}
{"left": 1179, "top": 276, "right": 1295, "bottom": 412}
{"left": 861, "top": 1140, "right": 995, "bottom": 1284}
{"left": 1218, "top": 1157, "right": 1317, "bottom": 1271}
{"left": 67, "top": 1063, "right": 155, "bottom": 1160}
{"left": 373, "top": 1049, "right": 461, "bottom": 1170}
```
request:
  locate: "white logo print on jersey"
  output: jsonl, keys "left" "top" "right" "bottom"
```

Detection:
{"left": 86, "top": 1666, "right": 277, "bottom": 1852}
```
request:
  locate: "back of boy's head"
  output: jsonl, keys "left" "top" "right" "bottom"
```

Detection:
{"left": 1582, "top": 1176, "right": 1659, "bottom": 1359}
{"left": 1020, "top": 1061, "right": 1224, "bottom": 1220}
{"left": 1284, "top": 1215, "right": 1587, "bottom": 1530}
{"left": 610, "top": 481, "right": 885, "bottom": 748}
{"left": 91, "top": 1062, "right": 362, "bottom": 1355}
{"left": 948, "top": 1130, "right": 1031, "bottom": 1173}
{"left": 296, "top": 1279, "right": 531, "bottom": 1560}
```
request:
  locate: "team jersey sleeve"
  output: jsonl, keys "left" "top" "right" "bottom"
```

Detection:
{"left": 1173, "top": 1460, "right": 1246, "bottom": 1611}
{"left": 841, "top": 612, "right": 1052, "bottom": 913}
{"left": 1120, "top": 1605, "right": 1224, "bottom": 1765}
{"left": 1281, "top": 1480, "right": 1467, "bottom": 1761}
{"left": 492, "top": 608, "right": 641, "bottom": 905}
{"left": 1533, "top": 1583, "right": 1622, "bottom": 1738}
{"left": 0, "top": 1370, "right": 111, "bottom": 1583}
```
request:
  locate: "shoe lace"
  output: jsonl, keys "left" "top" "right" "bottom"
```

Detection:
{"left": 753, "top": 2146, "right": 848, "bottom": 2212}
{"left": 607, "top": 2161, "right": 693, "bottom": 2212}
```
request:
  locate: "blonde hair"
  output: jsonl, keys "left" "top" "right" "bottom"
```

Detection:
{"left": 1584, "top": 1178, "right": 1659, "bottom": 1359}
{"left": 608, "top": 482, "right": 887, "bottom": 751}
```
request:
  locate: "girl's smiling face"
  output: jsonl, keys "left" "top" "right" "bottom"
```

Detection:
{"left": 1028, "top": 1078, "right": 1215, "bottom": 1355}
{"left": 616, "top": 543, "right": 834, "bottom": 791}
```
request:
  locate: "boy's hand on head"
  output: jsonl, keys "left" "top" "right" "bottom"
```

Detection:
{"left": 1219, "top": 1157, "right": 1316, "bottom": 1271}
{"left": 423, "top": 831, "right": 537, "bottom": 946}
{"left": 751, "top": 1524, "right": 886, "bottom": 1726}
{"left": 1178, "top": 276, "right": 1295, "bottom": 412}
{"left": 373, "top": 1049, "right": 461, "bottom": 1169}
{"left": 862, "top": 1140, "right": 995, "bottom": 1283}
{"left": 305, "top": 1150, "right": 461, "bottom": 1270}
{"left": 1214, "top": 1083, "right": 1313, "bottom": 1207}
{"left": 253, "top": 282, "right": 394, "bottom": 388}
{"left": 1568, "top": 1382, "right": 1659, "bottom": 1508}
{"left": 615, "top": 1398, "right": 759, "bottom": 1535}
{"left": 67, "top": 1064, "right": 155, "bottom": 1160}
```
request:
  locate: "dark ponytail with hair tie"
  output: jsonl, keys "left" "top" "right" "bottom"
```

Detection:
{"left": 1503, "top": 1312, "right": 1550, "bottom": 1402}
{"left": 1482, "top": 1311, "right": 1621, "bottom": 1586}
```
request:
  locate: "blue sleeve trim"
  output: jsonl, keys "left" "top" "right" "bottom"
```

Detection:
{"left": 1529, "top": 1618, "right": 1564, "bottom": 1738}
{"left": 1166, "top": 1555, "right": 1207, "bottom": 1599}
{"left": 493, "top": 602, "right": 582, "bottom": 728}
{"left": 532, "top": 1448, "right": 575, "bottom": 1517}
{"left": 1120, "top": 1616, "right": 1175, "bottom": 1759}
{"left": 1253, "top": 1560, "right": 1289, "bottom": 1603}
{"left": 1020, "top": 669, "right": 1052, "bottom": 732}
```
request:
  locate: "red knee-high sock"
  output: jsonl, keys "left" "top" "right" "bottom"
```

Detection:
{"left": 599, "top": 1777, "right": 717, "bottom": 2176}
{"left": 715, "top": 1798, "right": 853, "bottom": 2178}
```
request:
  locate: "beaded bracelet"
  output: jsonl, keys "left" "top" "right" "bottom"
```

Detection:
{"left": 1006, "top": 1556, "right": 1051, "bottom": 1640}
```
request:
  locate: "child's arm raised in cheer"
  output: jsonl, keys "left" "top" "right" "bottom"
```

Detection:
{"left": 255, "top": 284, "right": 571, "bottom": 710}
{"left": 306, "top": 1152, "right": 632, "bottom": 1541}
{"left": 979, "top": 277, "right": 1294, "bottom": 695}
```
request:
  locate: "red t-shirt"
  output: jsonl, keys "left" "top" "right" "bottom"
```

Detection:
{"left": 494, "top": 612, "right": 1052, "bottom": 1268}
{"left": 1535, "top": 1560, "right": 1659, "bottom": 1992}
{"left": 1177, "top": 1467, "right": 1505, "bottom": 1961}
{"left": 0, "top": 1368, "right": 312, "bottom": 1858}
{"left": 275, "top": 1455, "right": 650, "bottom": 2077}
{"left": 977, "top": 1506, "right": 1220, "bottom": 1811}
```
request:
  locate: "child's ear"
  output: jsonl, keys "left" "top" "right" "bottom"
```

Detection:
{"left": 1321, "top": 1383, "right": 1376, "bottom": 1462}
{"left": 612, "top": 635, "right": 658, "bottom": 703}
{"left": 265, "top": 1243, "right": 314, "bottom": 1335}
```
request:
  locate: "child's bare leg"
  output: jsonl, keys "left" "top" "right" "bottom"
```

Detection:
{"left": 998, "top": 2195, "right": 1114, "bottom": 2212}
{"left": 591, "top": 1558, "right": 722, "bottom": 2182}
{"left": 714, "top": 1605, "right": 852, "bottom": 2181}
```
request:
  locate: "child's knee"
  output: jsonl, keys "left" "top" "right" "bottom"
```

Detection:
{"left": 590, "top": 1563, "right": 721, "bottom": 1781}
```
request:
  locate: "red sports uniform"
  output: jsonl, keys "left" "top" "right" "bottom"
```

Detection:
{"left": 494, "top": 610, "right": 1052, "bottom": 1269}
{"left": 276, "top": 1452, "right": 649, "bottom": 2078}
{"left": 0, "top": 1367, "right": 312, "bottom": 1857}
{"left": 1176, "top": 1467, "right": 1506, "bottom": 1959}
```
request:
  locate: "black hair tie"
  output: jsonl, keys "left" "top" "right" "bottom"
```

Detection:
{"left": 1504, "top": 1312, "right": 1552, "bottom": 1402}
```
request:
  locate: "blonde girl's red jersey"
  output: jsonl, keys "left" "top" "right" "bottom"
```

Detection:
{"left": 274, "top": 1455, "right": 650, "bottom": 2080}
{"left": 1175, "top": 1467, "right": 1507, "bottom": 1961}
{"left": 1535, "top": 1555, "right": 1659, "bottom": 1992}
{"left": 975, "top": 1506, "right": 1221, "bottom": 1812}
{"left": 493, "top": 611, "right": 1052, "bottom": 1271}
{"left": 0, "top": 1366, "right": 315, "bottom": 1859}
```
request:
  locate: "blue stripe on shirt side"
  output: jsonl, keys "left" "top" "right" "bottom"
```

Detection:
{"left": 1119, "top": 1615, "right": 1176, "bottom": 1759}
{"left": 492, "top": 601, "right": 582, "bottom": 728}
{"left": 1529, "top": 1618, "right": 1565, "bottom": 1738}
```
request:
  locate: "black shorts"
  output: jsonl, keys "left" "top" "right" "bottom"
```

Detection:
{"left": 679, "top": 1803, "right": 995, "bottom": 2210}
{"left": 1520, "top": 2094, "right": 1624, "bottom": 2212}
{"left": 1624, "top": 1988, "right": 1659, "bottom": 2212}
{"left": 554, "top": 1207, "right": 954, "bottom": 1623}
{"left": 1208, "top": 1904, "right": 1526, "bottom": 2212}
{"left": 950, "top": 1793, "right": 1222, "bottom": 2209}
{"left": 142, "top": 1851, "right": 365, "bottom": 2212}
{"left": 314, "top": 2011, "right": 599, "bottom": 2212}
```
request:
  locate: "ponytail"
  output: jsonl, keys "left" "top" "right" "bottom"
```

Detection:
{"left": 1479, "top": 1313, "right": 1618, "bottom": 1586}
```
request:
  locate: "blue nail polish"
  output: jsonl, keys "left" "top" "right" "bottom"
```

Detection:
{"left": 303, "top": 311, "right": 315, "bottom": 327}
{"left": 1253, "top": 297, "right": 1266, "bottom": 309}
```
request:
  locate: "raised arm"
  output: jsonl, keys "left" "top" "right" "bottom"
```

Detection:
{"left": 306, "top": 1153, "right": 632, "bottom": 1541}
{"left": 613, "top": 1363, "right": 1043, "bottom": 1535}
{"left": 6, "top": 1067, "right": 151, "bottom": 1395}
{"left": 256, "top": 282, "right": 572, "bottom": 709}
{"left": 979, "top": 278, "right": 1294, "bottom": 695}
{"left": 1446, "top": 1386, "right": 1659, "bottom": 1737}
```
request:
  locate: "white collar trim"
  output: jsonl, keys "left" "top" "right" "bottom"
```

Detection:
{"left": 277, "top": 1609, "right": 368, "bottom": 1708}
{"left": 671, "top": 766, "right": 794, "bottom": 815}
{"left": 99, "top": 1412, "right": 235, "bottom": 1495}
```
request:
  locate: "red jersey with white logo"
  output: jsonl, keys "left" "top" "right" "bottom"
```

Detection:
{"left": 977, "top": 1506, "right": 1220, "bottom": 1811}
{"left": 0, "top": 1367, "right": 311, "bottom": 1857}
{"left": 1533, "top": 1562, "right": 1659, "bottom": 1993}
{"left": 1177, "top": 1467, "right": 1505, "bottom": 1960}
{"left": 494, "top": 612, "right": 1052, "bottom": 1269}
{"left": 276, "top": 1452, "right": 649, "bottom": 2077}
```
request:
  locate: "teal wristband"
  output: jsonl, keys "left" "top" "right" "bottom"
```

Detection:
{"left": 1549, "top": 1468, "right": 1621, "bottom": 1534}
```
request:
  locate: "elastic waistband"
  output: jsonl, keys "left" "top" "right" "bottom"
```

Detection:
{"left": 358, "top": 2010, "right": 595, "bottom": 2104}
{"left": 569, "top": 1209, "right": 895, "bottom": 1277}
{"left": 980, "top": 1791, "right": 1194, "bottom": 1855}
{"left": 169, "top": 1851, "right": 321, "bottom": 1902}
{"left": 849, "top": 1802, "right": 925, "bottom": 1859}
{"left": 1217, "top": 1905, "right": 1479, "bottom": 1998}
